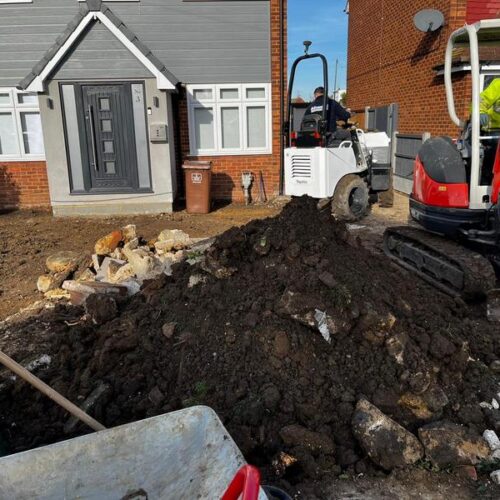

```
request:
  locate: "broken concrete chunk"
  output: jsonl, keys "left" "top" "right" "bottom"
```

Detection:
{"left": 352, "top": 399, "right": 424, "bottom": 470}
{"left": 44, "top": 288, "right": 71, "bottom": 300}
{"left": 155, "top": 240, "right": 179, "bottom": 255}
{"left": 92, "top": 254, "right": 104, "bottom": 271}
{"left": 63, "top": 280, "right": 128, "bottom": 305}
{"left": 156, "top": 229, "right": 191, "bottom": 251}
{"left": 94, "top": 257, "right": 126, "bottom": 282}
{"left": 94, "top": 230, "right": 123, "bottom": 255}
{"left": 46, "top": 251, "right": 80, "bottom": 273}
{"left": 124, "top": 237, "right": 139, "bottom": 252}
{"left": 280, "top": 424, "right": 335, "bottom": 455}
{"left": 75, "top": 268, "right": 96, "bottom": 283}
{"left": 123, "top": 248, "right": 163, "bottom": 281}
{"left": 418, "top": 421, "right": 490, "bottom": 467}
{"left": 37, "top": 272, "right": 68, "bottom": 293}
{"left": 109, "top": 262, "right": 135, "bottom": 283}
{"left": 121, "top": 224, "right": 137, "bottom": 242}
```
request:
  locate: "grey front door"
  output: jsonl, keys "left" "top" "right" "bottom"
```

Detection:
{"left": 79, "top": 83, "right": 139, "bottom": 192}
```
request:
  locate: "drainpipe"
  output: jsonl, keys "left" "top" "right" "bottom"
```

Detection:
{"left": 279, "top": 0, "right": 285, "bottom": 195}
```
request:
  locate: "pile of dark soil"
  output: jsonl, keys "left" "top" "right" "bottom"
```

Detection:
{"left": 1, "top": 197, "right": 500, "bottom": 491}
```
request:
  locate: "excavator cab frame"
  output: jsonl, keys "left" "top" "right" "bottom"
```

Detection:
{"left": 445, "top": 19, "right": 500, "bottom": 210}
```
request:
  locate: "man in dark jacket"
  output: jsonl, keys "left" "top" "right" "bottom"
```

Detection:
{"left": 304, "top": 86, "right": 351, "bottom": 135}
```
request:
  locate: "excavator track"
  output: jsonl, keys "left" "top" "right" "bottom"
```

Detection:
{"left": 383, "top": 226, "right": 496, "bottom": 300}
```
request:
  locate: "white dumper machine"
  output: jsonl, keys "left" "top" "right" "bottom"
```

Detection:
{"left": 284, "top": 42, "right": 391, "bottom": 221}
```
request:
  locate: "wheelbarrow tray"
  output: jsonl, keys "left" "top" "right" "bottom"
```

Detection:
{"left": 0, "top": 405, "right": 265, "bottom": 499}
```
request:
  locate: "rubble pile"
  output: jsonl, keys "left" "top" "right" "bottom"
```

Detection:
{"left": 2, "top": 197, "right": 500, "bottom": 491}
{"left": 36, "top": 224, "right": 211, "bottom": 310}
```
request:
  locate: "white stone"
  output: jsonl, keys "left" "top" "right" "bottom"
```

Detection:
{"left": 123, "top": 247, "right": 163, "bottom": 281}
{"left": 124, "top": 238, "right": 139, "bottom": 252}
{"left": 110, "top": 263, "right": 136, "bottom": 283}
{"left": 483, "top": 430, "right": 500, "bottom": 451}
{"left": 188, "top": 274, "right": 207, "bottom": 288}
{"left": 480, "top": 401, "right": 493, "bottom": 410}
{"left": 95, "top": 257, "right": 126, "bottom": 282}
{"left": 490, "top": 470, "right": 500, "bottom": 485}
{"left": 492, "top": 398, "right": 500, "bottom": 410}
{"left": 314, "top": 309, "right": 331, "bottom": 343}
{"left": 156, "top": 229, "right": 191, "bottom": 251}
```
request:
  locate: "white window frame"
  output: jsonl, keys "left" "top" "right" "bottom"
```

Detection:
{"left": 481, "top": 69, "right": 500, "bottom": 90}
{"left": 187, "top": 83, "right": 272, "bottom": 156}
{"left": 0, "top": 1, "right": 32, "bottom": 4}
{"left": 0, "top": 88, "right": 45, "bottom": 161}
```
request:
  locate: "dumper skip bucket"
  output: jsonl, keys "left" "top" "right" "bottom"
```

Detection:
{"left": 0, "top": 406, "right": 267, "bottom": 499}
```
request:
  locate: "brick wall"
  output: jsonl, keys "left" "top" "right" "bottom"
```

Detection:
{"left": 467, "top": 0, "right": 500, "bottom": 23}
{"left": 0, "top": 161, "right": 50, "bottom": 210}
{"left": 347, "top": 0, "right": 470, "bottom": 138}
{"left": 175, "top": 0, "right": 286, "bottom": 203}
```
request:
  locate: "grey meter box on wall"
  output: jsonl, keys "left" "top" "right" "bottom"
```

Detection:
{"left": 150, "top": 123, "right": 168, "bottom": 143}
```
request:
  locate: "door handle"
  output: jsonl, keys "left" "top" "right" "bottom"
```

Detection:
{"left": 87, "top": 105, "right": 98, "bottom": 172}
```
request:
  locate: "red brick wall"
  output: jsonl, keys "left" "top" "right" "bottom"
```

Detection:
{"left": 176, "top": 0, "right": 286, "bottom": 202}
{"left": 347, "top": 0, "right": 470, "bottom": 137}
{"left": 467, "top": 0, "right": 500, "bottom": 23}
{"left": 0, "top": 161, "right": 50, "bottom": 210}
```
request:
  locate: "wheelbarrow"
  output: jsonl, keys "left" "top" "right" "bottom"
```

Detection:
{"left": 0, "top": 406, "right": 269, "bottom": 499}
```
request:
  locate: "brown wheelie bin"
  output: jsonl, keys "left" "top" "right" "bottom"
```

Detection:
{"left": 183, "top": 160, "right": 212, "bottom": 214}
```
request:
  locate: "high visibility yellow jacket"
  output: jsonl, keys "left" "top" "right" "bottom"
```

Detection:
{"left": 480, "top": 78, "right": 500, "bottom": 130}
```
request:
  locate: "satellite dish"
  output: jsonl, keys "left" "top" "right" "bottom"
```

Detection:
{"left": 413, "top": 9, "right": 445, "bottom": 33}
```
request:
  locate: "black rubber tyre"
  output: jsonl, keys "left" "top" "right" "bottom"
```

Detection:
{"left": 331, "top": 174, "right": 370, "bottom": 221}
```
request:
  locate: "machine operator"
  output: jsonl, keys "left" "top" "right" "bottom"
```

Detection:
{"left": 480, "top": 77, "right": 500, "bottom": 130}
{"left": 471, "top": 77, "right": 500, "bottom": 185}
{"left": 304, "top": 87, "right": 351, "bottom": 141}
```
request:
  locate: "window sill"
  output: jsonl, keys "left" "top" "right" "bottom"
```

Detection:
{"left": 188, "top": 150, "right": 272, "bottom": 157}
{"left": 0, "top": 156, "right": 45, "bottom": 162}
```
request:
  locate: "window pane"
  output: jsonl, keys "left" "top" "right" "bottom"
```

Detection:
{"left": 0, "top": 112, "right": 19, "bottom": 155}
{"left": 99, "top": 98, "right": 110, "bottom": 111}
{"left": 103, "top": 140, "right": 114, "bottom": 153}
{"left": 101, "top": 119, "right": 112, "bottom": 132}
{"left": 194, "top": 107, "right": 214, "bottom": 150}
{"left": 220, "top": 88, "right": 239, "bottom": 100}
{"left": 246, "top": 88, "right": 266, "bottom": 99}
{"left": 20, "top": 112, "right": 44, "bottom": 155}
{"left": 0, "top": 93, "right": 11, "bottom": 107}
{"left": 221, "top": 107, "right": 240, "bottom": 149}
{"left": 193, "top": 89, "right": 213, "bottom": 101}
{"left": 17, "top": 93, "right": 38, "bottom": 105}
{"left": 105, "top": 161, "right": 116, "bottom": 174}
{"left": 247, "top": 106, "right": 266, "bottom": 148}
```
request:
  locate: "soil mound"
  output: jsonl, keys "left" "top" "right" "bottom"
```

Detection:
{"left": 1, "top": 197, "right": 500, "bottom": 487}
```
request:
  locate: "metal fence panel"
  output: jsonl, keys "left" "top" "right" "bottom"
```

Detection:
{"left": 393, "top": 132, "right": 430, "bottom": 194}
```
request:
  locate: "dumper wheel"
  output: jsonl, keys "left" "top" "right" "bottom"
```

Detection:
{"left": 331, "top": 174, "right": 370, "bottom": 221}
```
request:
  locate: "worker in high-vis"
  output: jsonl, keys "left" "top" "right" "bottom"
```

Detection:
{"left": 480, "top": 77, "right": 500, "bottom": 130}
{"left": 476, "top": 78, "right": 500, "bottom": 185}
